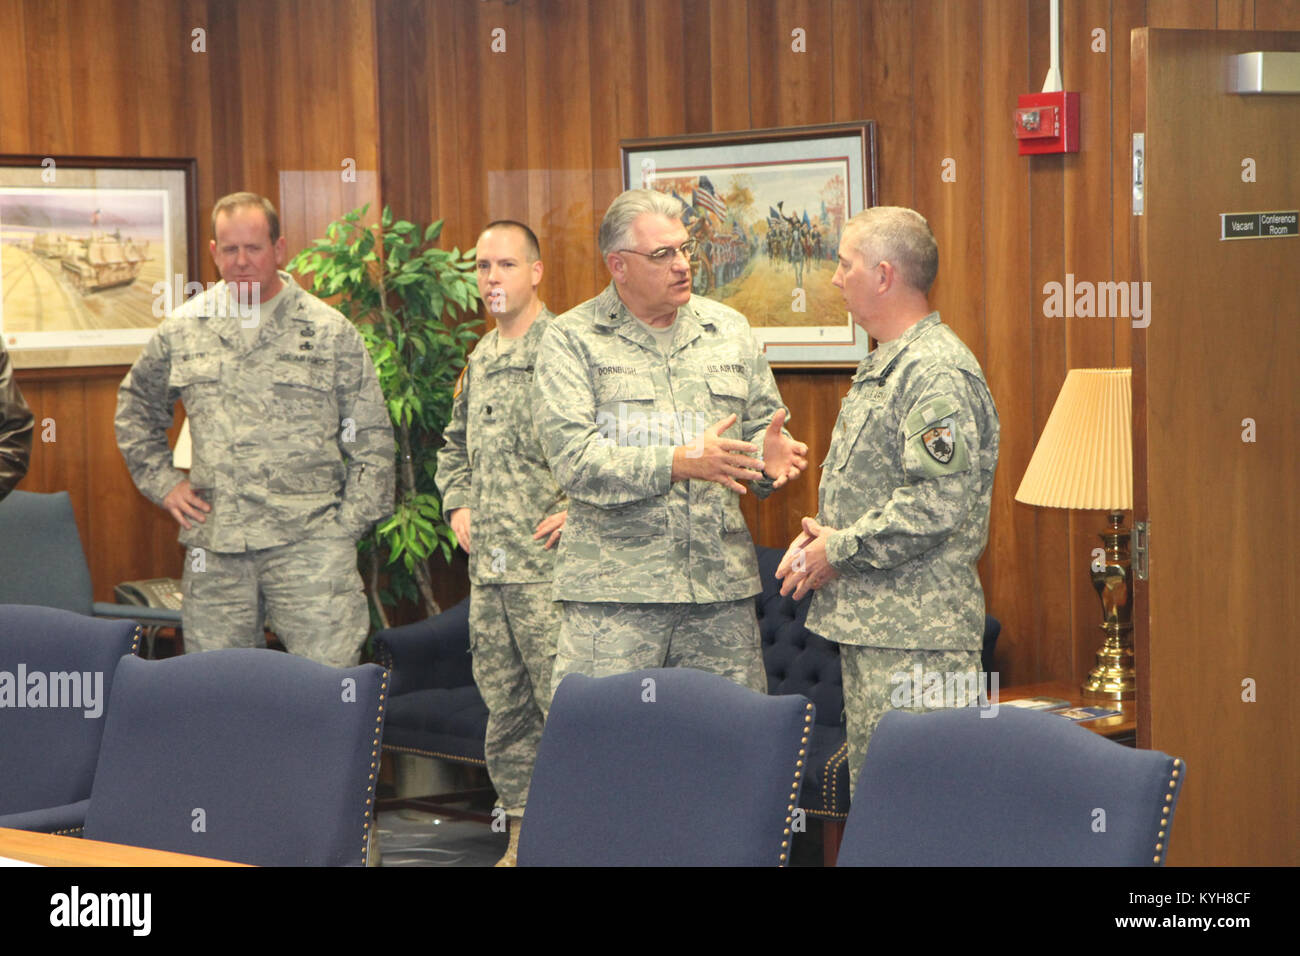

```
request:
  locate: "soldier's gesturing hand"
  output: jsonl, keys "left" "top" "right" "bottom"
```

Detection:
{"left": 449, "top": 507, "right": 472, "bottom": 554}
{"left": 671, "top": 413, "right": 764, "bottom": 494}
{"left": 761, "top": 408, "right": 809, "bottom": 489}
{"left": 162, "top": 478, "right": 211, "bottom": 530}
{"left": 533, "top": 510, "right": 567, "bottom": 550}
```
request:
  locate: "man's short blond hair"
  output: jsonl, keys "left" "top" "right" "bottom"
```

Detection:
{"left": 843, "top": 206, "right": 938, "bottom": 295}
{"left": 212, "top": 192, "right": 280, "bottom": 243}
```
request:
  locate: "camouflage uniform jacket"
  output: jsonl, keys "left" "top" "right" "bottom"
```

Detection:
{"left": 436, "top": 308, "right": 566, "bottom": 584}
{"left": 534, "top": 282, "right": 786, "bottom": 604}
{"left": 0, "top": 342, "right": 34, "bottom": 502}
{"left": 805, "top": 312, "right": 999, "bottom": 650}
{"left": 115, "top": 272, "right": 395, "bottom": 552}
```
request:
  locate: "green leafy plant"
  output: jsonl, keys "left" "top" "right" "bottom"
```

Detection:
{"left": 290, "top": 205, "right": 480, "bottom": 626}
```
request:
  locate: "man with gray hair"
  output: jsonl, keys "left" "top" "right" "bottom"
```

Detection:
{"left": 777, "top": 206, "right": 1000, "bottom": 798}
{"left": 534, "top": 188, "right": 808, "bottom": 695}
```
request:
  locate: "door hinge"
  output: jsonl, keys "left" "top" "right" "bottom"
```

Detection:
{"left": 1133, "top": 520, "right": 1149, "bottom": 580}
{"left": 1132, "top": 133, "right": 1144, "bottom": 216}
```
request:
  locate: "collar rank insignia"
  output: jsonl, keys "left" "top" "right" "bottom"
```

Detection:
{"left": 922, "top": 419, "right": 956, "bottom": 464}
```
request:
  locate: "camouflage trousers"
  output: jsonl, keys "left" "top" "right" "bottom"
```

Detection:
{"left": 552, "top": 599, "right": 767, "bottom": 697}
{"left": 181, "top": 529, "right": 368, "bottom": 668}
{"left": 469, "top": 582, "right": 560, "bottom": 813}
{"left": 840, "top": 645, "right": 984, "bottom": 801}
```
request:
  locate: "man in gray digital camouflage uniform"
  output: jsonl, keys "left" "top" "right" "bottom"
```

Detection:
{"left": 436, "top": 220, "right": 566, "bottom": 866}
{"left": 115, "top": 192, "right": 394, "bottom": 667}
{"left": 777, "top": 207, "right": 1000, "bottom": 798}
{"left": 535, "top": 189, "right": 808, "bottom": 696}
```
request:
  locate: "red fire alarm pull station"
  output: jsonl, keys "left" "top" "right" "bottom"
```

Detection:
{"left": 1016, "top": 91, "right": 1080, "bottom": 155}
{"left": 1018, "top": 1, "right": 1079, "bottom": 156}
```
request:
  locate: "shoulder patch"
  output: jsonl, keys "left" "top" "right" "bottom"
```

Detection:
{"left": 905, "top": 396, "right": 970, "bottom": 477}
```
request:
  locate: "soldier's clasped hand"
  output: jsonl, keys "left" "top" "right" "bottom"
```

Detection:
{"left": 776, "top": 516, "right": 840, "bottom": 600}
{"left": 671, "top": 413, "right": 765, "bottom": 494}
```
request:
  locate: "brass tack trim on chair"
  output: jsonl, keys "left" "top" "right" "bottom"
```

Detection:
{"left": 777, "top": 710, "right": 817, "bottom": 867}
{"left": 1150, "top": 760, "right": 1182, "bottom": 867}
{"left": 362, "top": 676, "right": 391, "bottom": 867}
{"left": 823, "top": 739, "right": 849, "bottom": 815}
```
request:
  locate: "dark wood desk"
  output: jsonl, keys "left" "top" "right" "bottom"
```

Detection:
{"left": 0, "top": 827, "right": 249, "bottom": 867}
{"left": 996, "top": 680, "right": 1136, "bottom": 744}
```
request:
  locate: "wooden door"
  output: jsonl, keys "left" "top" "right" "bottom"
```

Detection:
{"left": 1132, "top": 28, "right": 1299, "bottom": 866}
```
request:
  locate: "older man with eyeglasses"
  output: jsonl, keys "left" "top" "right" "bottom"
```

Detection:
{"left": 534, "top": 189, "right": 808, "bottom": 696}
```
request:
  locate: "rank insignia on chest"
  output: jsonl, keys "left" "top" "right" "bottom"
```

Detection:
{"left": 922, "top": 420, "right": 956, "bottom": 464}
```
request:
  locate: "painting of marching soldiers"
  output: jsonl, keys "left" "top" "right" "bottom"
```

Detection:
{"left": 0, "top": 188, "right": 168, "bottom": 337}
{"left": 647, "top": 160, "right": 849, "bottom": 331}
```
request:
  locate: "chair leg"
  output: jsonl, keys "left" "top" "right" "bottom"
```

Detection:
{"left": 823, "top": 819, "right": 845, "bottom": 867}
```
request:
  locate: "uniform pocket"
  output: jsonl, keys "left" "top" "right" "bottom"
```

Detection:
{"left": 705, "top": 374, "right": 747, "bottom": 425}
{"left": 594, "top": 375, "right": 658, "bottom": 447}
{"left": 169, "top": 357, "right": 221, "bottom": 416}
{"left": 832, "top": 403, "right": 877, "bottom": 471}
{"left": 599, "top": 498, "right": 668, "bottom": 538}
{"left": 272, "top": 363, "right": 334, "bottom": 409}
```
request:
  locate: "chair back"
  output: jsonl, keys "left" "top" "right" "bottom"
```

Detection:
{"left": 0, "top": 606, "right": 141, "bottom": 816}
{"left": 519, "top": 668, "right": 813, "bottom": 866}
{"left": 838, "top": 706, "right": 1185, "bottom": 866}
{"left": 83, "top": 648, "right": 389, "bottom": 866}
{"left": 0, "top": 491, "right": 94, "bottom": 613}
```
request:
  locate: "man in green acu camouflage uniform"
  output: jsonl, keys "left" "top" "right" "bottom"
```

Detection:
{"left": 436, "top": 221, "right": 566, "bottom": 866}
{"left": 777, "top": 207, "right": 1000, "bottom": 799}
{"left": 115, "top": 192, "right": 394, "bottom": 667}
{"left": 534, "top": 189, "right": 809, "bottom": 696}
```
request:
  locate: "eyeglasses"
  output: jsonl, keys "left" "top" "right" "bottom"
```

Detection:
{"left": 617, "top": 239, "right": 699, "bottom": 265}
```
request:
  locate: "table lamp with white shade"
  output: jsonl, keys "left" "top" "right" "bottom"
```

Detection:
{"left": 1014, "top": 368, "right": 1135, "bottom": 700}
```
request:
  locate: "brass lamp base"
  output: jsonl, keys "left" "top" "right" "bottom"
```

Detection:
{"left": 1082, "top": 626, "right": 1136, "bottom": 700}
{"left": 1082, "top": 512, "right": 1137, "bottom": 701}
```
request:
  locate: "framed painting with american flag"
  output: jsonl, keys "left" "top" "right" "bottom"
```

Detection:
{"left": 621, "top": 122, "right": 877, "bottom": 367}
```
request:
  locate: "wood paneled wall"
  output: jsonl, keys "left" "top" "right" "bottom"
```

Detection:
{"left": 7, "top": 0, "right": 1298, "bottom": 680}
{"left": 378, "top": 0, "right": 1300, "bottom": 686}
{"left": 4, "top": 0, "right": 381, "bottom": 599}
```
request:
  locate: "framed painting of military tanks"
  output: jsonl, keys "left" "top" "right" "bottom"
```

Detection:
{"left": 621, "top": 122, "right": 878, "bottom": 368}
{"left": 0, "top": 155, "right": 198, "bottom": 368}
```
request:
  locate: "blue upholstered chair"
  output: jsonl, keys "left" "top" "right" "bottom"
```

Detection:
{"left": 518, "top": 668, "right": 814, "bottom": 866}
{"left": 0, "top": 491, "right": 182, "bottom": 651}
{"left": 82, "top": 648, "right": 390, "bottom": 866}
{"left": 838, "top": 705, "right": 1185, "bottom": 866}
{"left": 754, "top": 544, "right": 1001, "bottom": 864}
{"left": 371, "top": 598, "right": 496, "bottom": 819}
{"left": 0, "top": 605, "right": 142, "bottom": 833}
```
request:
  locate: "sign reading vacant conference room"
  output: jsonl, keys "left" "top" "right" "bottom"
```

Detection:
{"left": 1219, "top": 210, "right": 1298, "bottom": 240}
